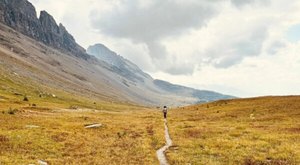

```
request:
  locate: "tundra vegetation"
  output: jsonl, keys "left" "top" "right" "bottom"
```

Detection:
{"left": 168, "top": 96, "right": 300, "bottom": 165}
{"left": 0, "top": 69, "right": 165, "bottom": 164}
{"left": 0, "top": 65, "right": 299, "bottom": 164}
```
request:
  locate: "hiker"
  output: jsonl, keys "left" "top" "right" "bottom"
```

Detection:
{"left": 163, "top": 106, "right": 168, "bottom": 119}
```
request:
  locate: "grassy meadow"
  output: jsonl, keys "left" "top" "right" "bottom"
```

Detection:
{"left": 167, "top": 96, "right": 300, "bottom": 164}
{"left": 0, "top": 105, "right": 165, "bottom": 164}
{"left": 1, "top": 64, "right": 299, "bottom": 164}
{"left": 0, "top": 67, "right": 165, "bottom": 164}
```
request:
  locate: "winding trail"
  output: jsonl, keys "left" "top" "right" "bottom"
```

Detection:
{"left": 156, "top": 119, "right": 173, "bottom": 165}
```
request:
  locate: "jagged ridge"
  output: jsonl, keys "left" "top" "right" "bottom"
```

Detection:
{"left": 0, "top": 0, "right": 89, "bottom": 59}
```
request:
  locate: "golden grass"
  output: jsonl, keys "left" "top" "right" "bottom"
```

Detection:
{"left": 0, "top": 104, "right": 166, "bottom": 164}
{"left": 167, "top": 96, "right": 300, "bottom": 165}
{"left": 1, "top": 60, "right": 299, "bottom": 164}
{"left": 0, "top": 64, "right": 166, "bottom": 164}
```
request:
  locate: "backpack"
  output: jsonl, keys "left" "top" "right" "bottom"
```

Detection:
{"left": 163, "top": 107, "right": 167, "bottom": 113}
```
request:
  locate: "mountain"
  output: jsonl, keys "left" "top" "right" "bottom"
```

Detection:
{"left": 87, "top": 44, "right": 152, "bottom": 83}
{"left": 0, "top": 0, "right": 234, "bottom": 106}
{"left": 87, "top": 44, "right": 234, "bottom": 104}
{"left": 153, "top": 80, "right": 234, "bottom": 103}
{"left": 0, "top": 0, "right": 89, "bottom": 60}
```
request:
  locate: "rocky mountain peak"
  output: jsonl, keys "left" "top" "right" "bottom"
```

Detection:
{"left": 0, "top": 0, "right": 37, "bottom": 18}
{"left": 0, "top": 0, "right": 40, "bottom": 38}
{"left": 87, "top": 43, "right": 152, "bottom": 83}
{"left": 0, "top": 0, "right": 90, "bottom": 60}
{"left": 58, "top": 23, "right": 67, "bottom": 33}
{"left": 39, "top": 10, "right": 58, "bottom": 33}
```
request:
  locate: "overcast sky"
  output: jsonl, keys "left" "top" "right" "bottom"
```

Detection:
{"left": 29, "top": 0, "right": 300, "bottom": 97}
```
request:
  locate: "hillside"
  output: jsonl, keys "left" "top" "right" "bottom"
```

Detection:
{"left": 0, "top": 98, "right": 165, "bottom": 164}
{"left": 167, "top": 96, "right": 300, "bottom": 164}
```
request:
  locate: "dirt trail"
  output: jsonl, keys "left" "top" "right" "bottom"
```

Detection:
{"left": 156, "top": 119, "right": 173, "bottom": 165}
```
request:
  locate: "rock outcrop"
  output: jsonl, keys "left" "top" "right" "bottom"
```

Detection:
{"left": 0, "top": 0, "right": 89, "bottom": 59}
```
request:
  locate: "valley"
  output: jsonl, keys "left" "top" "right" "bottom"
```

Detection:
{"left": 1, "top": 87, "right": 299, "bottom": 164}
{"left": 0, "top": 0, "right": 299, "bottom": 164}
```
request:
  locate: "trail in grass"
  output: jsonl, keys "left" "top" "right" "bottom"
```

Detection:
{"left": 156, "top": 118, "right": 173, "bottom": 165}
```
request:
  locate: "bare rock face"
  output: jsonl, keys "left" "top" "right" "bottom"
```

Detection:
{"left": 38, "top": 11, "right": 87, "bottom": 59}
{"left": 0, "top": 0, "right": 41, "bottom": 38}
{"left": 0, "top": 0, "right": 89, "bottom": 60}
{"left": 39, "top": 10, "right": 60, "bottom": 44}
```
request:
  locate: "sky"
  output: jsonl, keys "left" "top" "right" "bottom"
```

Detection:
{"left": 28, "top": 0, "right": 300, "bottom": 97}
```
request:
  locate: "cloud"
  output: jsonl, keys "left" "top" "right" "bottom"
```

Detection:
{"left": 231, "top": 0, "right": 254, "bottom": 7}
{"left": 90, "top": 0, "right": 216, "bottom": 41}
{"left": 165, "top": 66, "right": 194, "bottom": 75}
{"left": 211, "top": 25, "right": 268, "bottom": 68}
{"left": 163, "top": 7, "right": 271, "bottom": 71}
{"left": 153, "top": 41, "right": 300, "bottom": 97}
{"left": 89, "top": 0, "right": 274, "bottom": 74}
{"left": 90, "top": 0, "right": 219, "bottom": 74}
{"left": 267, "top": 41, "right": 286, "bottom": 55}
{"left": 231, "top": 0, "right": 270, "bottom": 8}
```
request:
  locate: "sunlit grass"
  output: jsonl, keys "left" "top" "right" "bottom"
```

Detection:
{"left": 0, "top": 107, "right": 167, "bottom": 164}
{"left": 168, "top": 96, "right": 300, "bottom": 164}
{"left": 1, "top": 62, "right": 299, "bottom": 164}
{"left": 0, "top": 67, "right": 165, "bottom": 164}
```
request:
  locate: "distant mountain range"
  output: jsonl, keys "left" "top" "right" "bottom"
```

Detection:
{"left": 87, "top": 44, "right": 152, "bottom": 83}
{"left": 0, "top": 0, "right": 234, "bottom": 106}
{"left": 87, "top": 44, "right": 234, "bottom": 104}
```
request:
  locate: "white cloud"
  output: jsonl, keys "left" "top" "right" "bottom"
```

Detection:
{"left": 152, "top": 42, "right": 300, "bottom": 97}
{"left": 89, "top": 0, "right": 221, "bottom": 74}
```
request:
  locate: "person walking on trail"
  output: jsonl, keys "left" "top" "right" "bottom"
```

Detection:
{"left": 163, "top": 106, "right": 168, "bottom": 119}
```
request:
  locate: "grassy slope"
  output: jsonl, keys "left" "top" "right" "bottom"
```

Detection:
{"left": 0, "top": 53, "right": 165, "bottom": 164}
{"left": 168, "top": 96, "right": 300, "bottom": 164}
